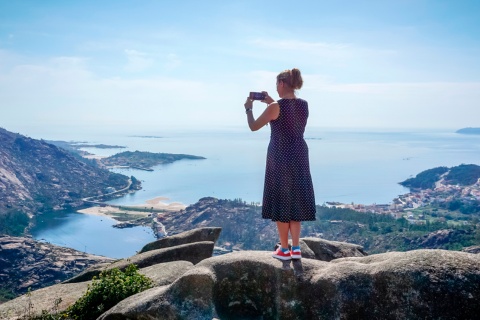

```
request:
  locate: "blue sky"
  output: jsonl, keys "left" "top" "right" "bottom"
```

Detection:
{"left": 1, "top": 0, "right": 480, "bottom": 136}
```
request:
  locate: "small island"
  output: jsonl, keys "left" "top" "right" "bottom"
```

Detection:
{"left": 456, "top": 127, "right": 480, "bottom": 135}
{"left": 101, "top": 150, "right": 206, "bottom": 171}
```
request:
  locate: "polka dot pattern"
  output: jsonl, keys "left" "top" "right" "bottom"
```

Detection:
{"left": 262, "top": 98, "right": 316, "bottom": 222}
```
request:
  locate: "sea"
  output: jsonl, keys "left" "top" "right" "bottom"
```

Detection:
{"left": 29, "top": 126, "right": 480, "bottom": 258}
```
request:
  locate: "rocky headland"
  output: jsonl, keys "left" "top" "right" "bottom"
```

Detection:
{"left": 1, "top": 227, "right": 479, "bottom": 320}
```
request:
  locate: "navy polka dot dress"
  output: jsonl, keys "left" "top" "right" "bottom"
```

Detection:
{"left": 262, "top": 98, "right": 316, "bottom": 222}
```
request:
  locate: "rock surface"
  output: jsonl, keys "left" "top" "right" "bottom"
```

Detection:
{"left": 4, "top": 227, "right": 480, "bottom": 320}
{"left": 0, "top": 236, "right": 113, "bottom": 296}
{"left": 65, "top": 241, "right": 214, "bottom": 283}
{"left": 0, "top": 261, "right": 194, "bottom": 319}
{"left": 99, "top": 249, "right": 480, "bottom": 320}
{"left": 278, "top": 237, "right": 368, "bottom": 261}
{"left": 139, "top": 227, "right": 221, "bottom": 253}
{"left": 0, "top": 282, "right": 91, "bottom": 320}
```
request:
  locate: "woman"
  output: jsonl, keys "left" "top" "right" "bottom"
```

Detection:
{"left": 244, "top": 68, "right": 316, "bottom": 261}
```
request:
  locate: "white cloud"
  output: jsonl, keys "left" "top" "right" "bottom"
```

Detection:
{"left": 124, "top": 49, "right": 154, "bottom": 72}
{"left": 1, "top": 50, "right": 479, "bottom": 134}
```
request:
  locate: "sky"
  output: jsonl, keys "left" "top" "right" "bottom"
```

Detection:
{"left": 1, "top": 0, "right": 480, "bottom": 136}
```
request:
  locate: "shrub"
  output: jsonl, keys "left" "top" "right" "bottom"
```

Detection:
{"left": 27, "top": 265, "right": 153, "bottom": 320}
{"left": 66, "top": 264, "right": 153, "bottom": 320}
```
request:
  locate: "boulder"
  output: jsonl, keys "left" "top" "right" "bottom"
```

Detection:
{"left": 138, "top": 260, "right": 194, "bottom": 286}
{"left": 139, "top": 227, "right": 222, "bottom": 253}
{"left": 98, "top": 249, "right": 480, "bottom": 320}
{"left": 300, "top": 237, "right": 367, "bottom": 261}
{"left": 463, "top": 245, "right": 480, "bottom": 254}
{"left": 98, "top": 268, "right": 215, "bottom": 320}
{"left": 274, "top": 237, "right": 367, "bottom": 261}
{"left": 0, "top": 282, "right": 91, "bottom": 320}
{"left": 62, "top": 262, "right": 112, "bottom": 284}
{"left": 65, "top": 241, "right": 214, "bottom": 283}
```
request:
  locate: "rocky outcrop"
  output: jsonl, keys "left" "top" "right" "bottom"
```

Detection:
{"left": 139, "top": 227, "right": 221, "bottom": 253}
{"left": 99, "top": 250, "right": 480, "bottom": 320}
{"left": 0, "top": 236, "right": 113, "bottom": 296}
{"left": 3, "top": 228, "right": 480, "bottom": 320}
{"left": 0, "top": 261, "right": 194, "bottom": 320}
{"left": 65, "top": 241, "right": 214, "bottom": 283}
{"left": 0, "top": 282, "right": 91, "bottom": 320}
{"left": 298, "top": 237, "right": 367, "bottom": 261}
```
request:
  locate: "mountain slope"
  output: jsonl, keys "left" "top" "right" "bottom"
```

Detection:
{"left": 0, "top": 127, "right": 131, "bottom": 219}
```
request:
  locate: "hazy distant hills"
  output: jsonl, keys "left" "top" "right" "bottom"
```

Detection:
{"left": 456, "top": 127, "right": 480, "bottom": 135}
{"left": 0, "top": 127, "right": 131, "bottom": 221}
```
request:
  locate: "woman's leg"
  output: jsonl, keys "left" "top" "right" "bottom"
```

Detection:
{"left": 276, "top": 221, "right": 290, "bottom": 249}
{"left": 289, "top": 221, "right": 301, "bottom": 247}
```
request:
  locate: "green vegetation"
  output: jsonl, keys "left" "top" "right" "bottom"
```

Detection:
{"left": 302, "top": 206, "right": 479, "bottom": 253}
{"left": 0, "top": 288, "right": 16, "bottom": 303}
{"left": 25, "top": 264, "right": 153, "bottom": 320}
{"left": 437, "top": 198, "right": 480, "bottom": 214}
{"left": 66, "top": 264, "right": 152, "bottom": 320}
{"left": 445, "top": 164, "right": 480, "bottom": 186}
{"left": 400, "top": 166, "right": 448, "bottom": 189}
{"left": 214, "top": 199, "right": 480, "bottom": 254}
{"left": 102, "top": 150, "right": 206, "bottom": 171}
{"left": 400, "top": 164, "right": 480, "bottom": 190}
{"left": 0, "top": 211, "right": 29, "bottom": 236}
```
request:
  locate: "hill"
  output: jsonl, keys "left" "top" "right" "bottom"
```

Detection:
{"left": 456, "top": 127, "right": 480, "bottom": 135}
{"left": 159, "top": 197, "right": 480, "bottom": 254}
{"left": 399, "top": 164, "right": 480, "bottom": 190}
{"left": 0, "top": 127, "right": 137, "bottom": 235}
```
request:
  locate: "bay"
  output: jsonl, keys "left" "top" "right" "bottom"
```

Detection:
{"left": 30, "top": 211, "right": 155, "bottom": 259}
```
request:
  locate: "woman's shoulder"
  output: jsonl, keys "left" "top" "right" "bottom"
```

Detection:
{"left": 278, "top": 98, "right": 308, "bottom": 104}
{"left": 296, "top": 98, "right": 308, "bottom": 104}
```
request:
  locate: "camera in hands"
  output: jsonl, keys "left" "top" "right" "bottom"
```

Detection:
{"left": 249, "top": 92, "right": 266, "bottom": 100}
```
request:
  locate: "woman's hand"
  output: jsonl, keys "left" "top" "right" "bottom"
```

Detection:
{"left": 244, "top": 97, "right": 253, "bottom": 110}
{"left": 261, "top": 91, "right": 275, "bottom": 105}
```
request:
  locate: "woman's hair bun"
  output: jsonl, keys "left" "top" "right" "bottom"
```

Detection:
{"left": 290, "top": 68, "right": 303, "bottom": 90}
{"left": 277, "top": 68, "right": 303, "bottom": 90}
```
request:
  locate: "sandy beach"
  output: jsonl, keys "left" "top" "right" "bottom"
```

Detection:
{"left": 130, "top": 196, "right": 187, "bottom": 211}
{"left": 77, "top": 196, "right": 186, "bottom": 217}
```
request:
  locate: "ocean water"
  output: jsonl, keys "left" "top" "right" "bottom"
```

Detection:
{"left": 99, "top": 127, "right": 480, "bottom": 206}
{"left": 30, "top": 127, "right": 480, "bottom": 257}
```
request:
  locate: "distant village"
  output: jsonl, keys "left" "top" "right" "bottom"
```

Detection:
{"left": 326, "top": 178, "right": 480, "bottom": 223}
